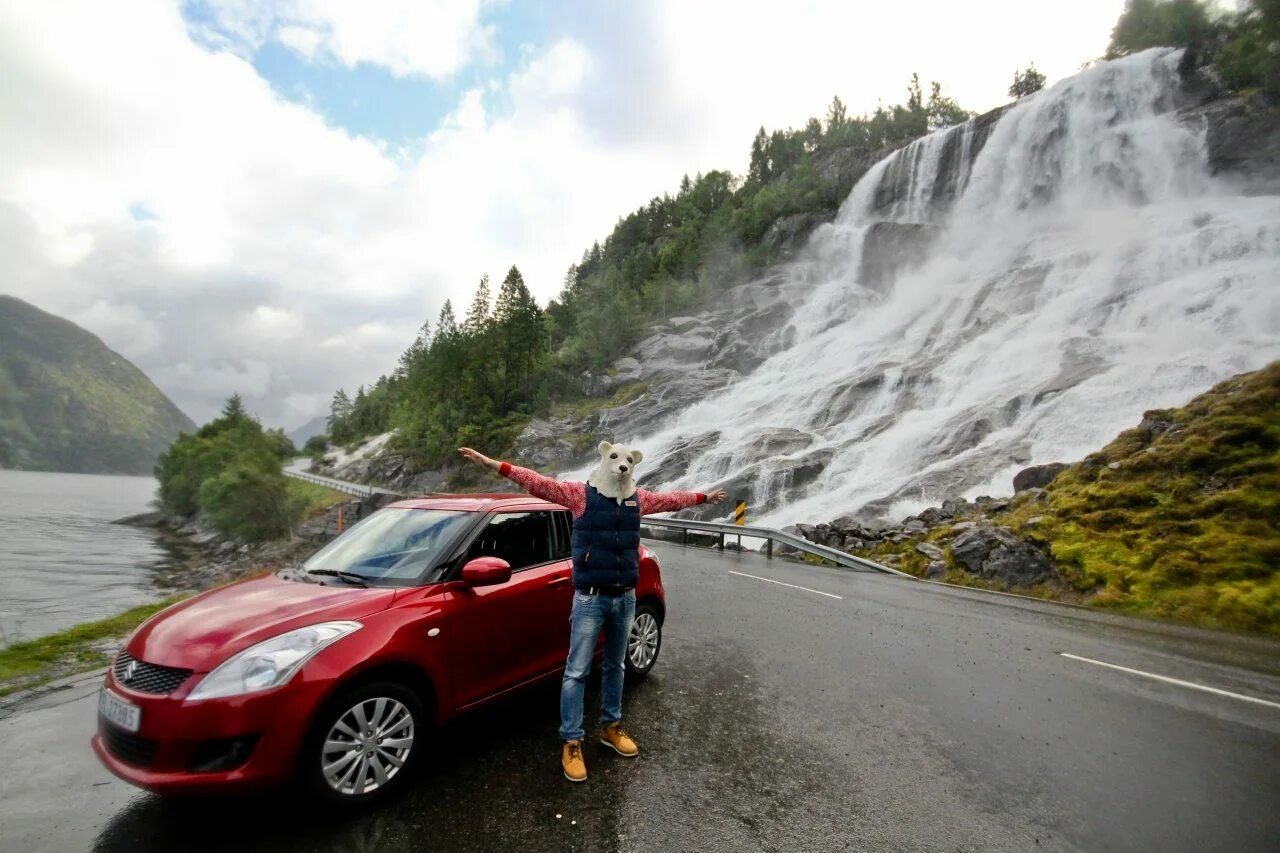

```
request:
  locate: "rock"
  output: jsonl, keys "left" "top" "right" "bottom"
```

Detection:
{"left": 950, "top": 521, "right": 977, "bottom": 532}
{"left": 578, "top": 371, "right": 618, "bottom": 398}
{"left": 612, "top": 357, "right": 642, "bottom": 382}
{"left": 903, "top": 519, "right": 928, "bottom": 534}
{"left": 1107, "top": 462, "right": 1121, "bottom": 470}
{"left": 916, "top": 542, "right": 944, "bottom": 560}
{"left": 796, "top": 524, "right": 818, "bottom": 542}
{"left": 1013, "top": 462, "right": 1068, "bottom": 492}
{"left": 917, "top": 506, "right": 944, "bottom": 526}
{"left": 113, "top": 511, "right": 167, "bottom": 527}
{"left": 981, "top": 541, "right": 1052, "bottom": 585}
{"left": 950, "top": 528, "right": 992, "bottom": 573}
{"left": 941, "top": 498, "right": 970, "bottom": 518}
{"left": 1199, "top": 95, "right": 1280, "bottom": 195}
{"left": 761, "top": 211, "right": 835, "bottom": 258}
{"left": 859, "top": 222, "right": 939, "bottom": 289}
{"left": 924, "top": 561, "right": 948, "bottom": 579}
{"left": 948, "top": 525, "right": 1052, "bottom": 585}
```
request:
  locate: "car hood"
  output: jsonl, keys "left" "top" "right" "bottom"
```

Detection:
{"left": 128, "top": 574, "right": 397, "bottom": 672}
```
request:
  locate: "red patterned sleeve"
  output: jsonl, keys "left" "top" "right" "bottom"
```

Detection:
{"left": 497, "top": 463, "right": 587, "bottom": 517}
{"left": 636, "top": 487, "right": 706, "bottom": 516}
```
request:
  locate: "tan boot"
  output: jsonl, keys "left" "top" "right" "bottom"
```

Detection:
{"left": 562, "top": 739, "right": 587, "bottom": 782}
{"left": 599, "top": 722, "right": 639, "bottom": 757}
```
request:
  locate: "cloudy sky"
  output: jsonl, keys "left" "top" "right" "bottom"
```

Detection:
{"left": 0, "top": 0, "right": 1125, "bottom": 428}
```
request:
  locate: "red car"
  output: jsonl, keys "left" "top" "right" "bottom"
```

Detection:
{"left": 91, "top": 494, "right": 667, "bottom": 803}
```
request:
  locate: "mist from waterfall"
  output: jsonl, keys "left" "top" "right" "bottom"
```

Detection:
{"left": 619, "top": 49, "right": 1280, "bottom": 526}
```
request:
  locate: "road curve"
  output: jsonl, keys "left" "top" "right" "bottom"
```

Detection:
{"left": 2, "top": 545, "right": 1278, "bottom": 852}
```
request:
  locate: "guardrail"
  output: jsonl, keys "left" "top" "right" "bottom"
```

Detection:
{"left": 638, "top": 516, "right": 914, "bottom": 578}
{"left": 283, "top": 467, "right": 404, "bottom": 500}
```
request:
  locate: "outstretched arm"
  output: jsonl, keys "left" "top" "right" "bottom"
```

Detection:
{"left": 637, "top": 486, "right": 727, "bottom": 515}
{"left": 458, "top": 447, "right": 586, "bottom": 515}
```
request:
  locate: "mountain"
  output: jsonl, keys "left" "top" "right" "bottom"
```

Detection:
{"left": 287, "top": 414, "right": 329, "bottom": 447}
{"left": 0, "top": 296, "right": 195, "bottom": 474}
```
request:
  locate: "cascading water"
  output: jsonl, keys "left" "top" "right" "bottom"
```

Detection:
{"left": 613, "top": 49, "right": 1280, "bottom": 526}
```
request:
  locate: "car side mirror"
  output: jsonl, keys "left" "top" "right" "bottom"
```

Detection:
{"left": 460, "top": 556, "right": 512, "bottom": 587}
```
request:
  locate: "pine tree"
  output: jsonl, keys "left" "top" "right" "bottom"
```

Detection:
{"left": 436, "top": 299, "right": 458, "bottom": 341}
{"left": 221, "top": 393, "right": 248, "bottom": 422}
{"left": 464, "top": 274, "right": 492, "bottom": 335}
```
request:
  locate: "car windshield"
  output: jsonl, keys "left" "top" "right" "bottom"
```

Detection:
{"left": 303, "top": 508, "right": 473, "bottom": 585}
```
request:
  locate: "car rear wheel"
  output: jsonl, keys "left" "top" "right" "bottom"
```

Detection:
{"left": 304, "top": 681, "right": 425, "bottom": 805}
{"left": 625, "top": 605, "right": 662, "bottom": 677}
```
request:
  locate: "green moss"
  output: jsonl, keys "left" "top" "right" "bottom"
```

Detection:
{"left": 0, "top": 599, "right": 182, "bottom": 697}
{"left": 551, "top": 381, "right": 651, "bottom": 422}
{"left": 990, "top": 362, "right": 1280, "bottom": 633}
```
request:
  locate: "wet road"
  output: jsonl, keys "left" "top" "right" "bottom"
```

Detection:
{"left": 3, "top": 545, "right": 1280, "bottom": 852}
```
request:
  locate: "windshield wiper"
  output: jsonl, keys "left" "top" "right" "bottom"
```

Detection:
{"left": 306, "top": 569, "right": 372, "bottom": 588}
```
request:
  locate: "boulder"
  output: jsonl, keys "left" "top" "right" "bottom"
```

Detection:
{"left": 916, "top": 542, "right": 944, "bottom": 560}
{"left": 1013, "top": 462, "right": 1068, "bottom": 492}
{"left": 917, "top": 506, "right": 944, "bottom": 526}
{"left": 948, "top": 525, "right": 1052, "bottom": 585}
{"left": 924, "top": 561, "right": 948, "bottom": 579}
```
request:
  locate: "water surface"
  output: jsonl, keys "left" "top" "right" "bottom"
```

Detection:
{"left": 0, "top": 469, "right": 175, "bottom": 645}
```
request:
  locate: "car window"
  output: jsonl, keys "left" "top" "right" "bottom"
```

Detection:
{"left": 466, "top": 511, "right": 554, "bottom": 571}
{"left": 303, "top": 508, "right": 473, "bottom": 584}
{"left": 552, "top": 511, "right": 572, "bottom": 559}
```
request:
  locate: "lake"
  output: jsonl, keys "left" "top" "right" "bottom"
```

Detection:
{"left": 0, "top": 469, "right": 177, "bottom": 645}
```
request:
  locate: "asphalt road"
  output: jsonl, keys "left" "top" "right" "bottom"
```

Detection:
{"left": 3, "top": 545, "right": 1279, "bottom": 852}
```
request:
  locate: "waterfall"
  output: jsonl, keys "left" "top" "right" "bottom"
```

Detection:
{"left": 616, "top": 48, "right": 1280, "bottom": 525}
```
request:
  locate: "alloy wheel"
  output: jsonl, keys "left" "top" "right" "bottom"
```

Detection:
{"left": 321, "top": 696, "right": 415, "bottom": 796}
{"left": 628, "top": 611, "right": 660, "bottom": 671}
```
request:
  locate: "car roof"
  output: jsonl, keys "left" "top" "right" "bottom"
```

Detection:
{"left": 385, "top": 493, "right": 564, "bottom": 513}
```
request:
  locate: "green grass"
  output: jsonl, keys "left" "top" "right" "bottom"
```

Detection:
{"left": 286, "top": 478, "right": 346, "bottom": 520}
{"left": 0, "top": 599, "right": 182, "bottom": 697}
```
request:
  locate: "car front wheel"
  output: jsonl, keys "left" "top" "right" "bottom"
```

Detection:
{"left": 303, "top": 681, "right": 425, "bottom": 804}
{"left": 626, "top": 605, "right": 662, "bottom": 677}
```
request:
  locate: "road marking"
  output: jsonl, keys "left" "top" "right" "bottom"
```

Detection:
{"left": 1059, "top": 652, "right": 1280, "bottom": 711}
{"left": 727, "top": 570, "right": 843, "bottom": 600}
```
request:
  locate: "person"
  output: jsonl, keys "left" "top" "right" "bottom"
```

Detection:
{"left": 458, "top": 442, "right": 725, "bottom": 783}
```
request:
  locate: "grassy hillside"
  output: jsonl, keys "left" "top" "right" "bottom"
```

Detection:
{"left": 0, "top": 295, "right": 195, "bottom": 474}
{"left": 1002, "top": 363, "right": 1280, "bottom": 631}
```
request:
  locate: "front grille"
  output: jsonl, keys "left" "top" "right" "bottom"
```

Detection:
{"left": 113, "top": 650, "right": 192, "bottom": 695}
{"left": 100, "top": 722, "right": 159, "bottom": 767}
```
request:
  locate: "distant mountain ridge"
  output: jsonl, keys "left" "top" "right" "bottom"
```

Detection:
{"left": 287, "top": 414, "right": 328, "bottom": 447}
{"left": 0, "top": 295, "right": 194, "bottom": 474}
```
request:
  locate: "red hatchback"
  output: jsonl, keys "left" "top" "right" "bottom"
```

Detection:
{"left": 91, "top": 494, "right": 667, "bottom": 803}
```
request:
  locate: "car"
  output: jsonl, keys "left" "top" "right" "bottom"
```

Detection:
{"left": 90, "top": 493, "right": 667, "bottom": 803}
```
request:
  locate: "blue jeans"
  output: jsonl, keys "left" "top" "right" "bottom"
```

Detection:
{"left": 560, "top": 589, "right": 635, "bottom": 742}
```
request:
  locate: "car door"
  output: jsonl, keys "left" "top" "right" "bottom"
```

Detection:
{"left": 446, "top": 511, "right": 568, "bottom": 709}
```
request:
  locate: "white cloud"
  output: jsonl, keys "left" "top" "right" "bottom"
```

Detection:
{"left": 0, "top": 0, "right": 1128, "bottom": 428}
{"left": 196, "top": 0, "right": 498, "bottom": 79}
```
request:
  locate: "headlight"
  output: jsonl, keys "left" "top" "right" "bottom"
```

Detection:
{"left": 187, "top": 621, "right": 361, "bottom": 701}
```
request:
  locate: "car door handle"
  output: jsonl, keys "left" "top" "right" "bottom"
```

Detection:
{"left": 547, "top": 576, "right": 571, "bottom": 587}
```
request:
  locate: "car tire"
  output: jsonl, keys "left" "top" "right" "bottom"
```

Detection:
{"left": 625, "top": 604, "right": 662, "bottom": 678}
{"left": 302, "top": 680, "right": 426, "bottom": 805}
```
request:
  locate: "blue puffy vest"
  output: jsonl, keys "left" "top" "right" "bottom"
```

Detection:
{"left": 571, "top": 484, "right": 641, "bottom": 588}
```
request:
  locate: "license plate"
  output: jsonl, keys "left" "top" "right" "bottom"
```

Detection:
{"left": 99, "top": 688, "right": 141, "bottom": 733}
